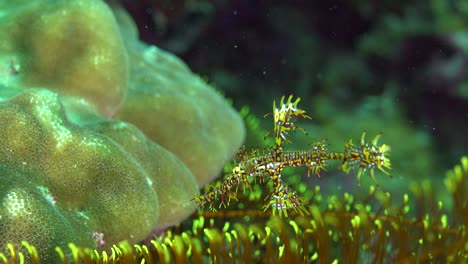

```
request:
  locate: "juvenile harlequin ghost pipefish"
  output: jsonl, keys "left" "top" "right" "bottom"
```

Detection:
{"left": 193, "top": 95, "right": 392, "bottom": 216}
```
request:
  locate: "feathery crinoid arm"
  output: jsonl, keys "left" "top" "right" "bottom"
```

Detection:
{"left": 193, "top": 95, "right": 392, "bottom": 217}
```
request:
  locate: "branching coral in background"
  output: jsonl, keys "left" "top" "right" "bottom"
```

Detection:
{"left": 194, "top": 95, "right": 392, "bottom": 216}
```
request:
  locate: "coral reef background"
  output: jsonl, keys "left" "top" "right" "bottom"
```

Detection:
{"left": 0, "top": 0, "right": 466, "bottom": 262}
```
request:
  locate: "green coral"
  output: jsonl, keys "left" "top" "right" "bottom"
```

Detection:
{"left": 0, "top": 0, "right": 245, "bottom": 260}
{"left": 0, "top": 89, "right": 192, "bottom": 256}
{"left": 0, "top": 165, "right": 94, "bottom": 264}
{"left": 0, "top": 0, "right": 128, "bottom": 117}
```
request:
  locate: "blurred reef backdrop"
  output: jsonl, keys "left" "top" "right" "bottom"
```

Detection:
{"left": 127, "top": 0, "right": 468, "bottom": 171}
{"left": 0, "top": 0, "right": 467, "bottom": 263}
{"left": 127, "top": 0, "right": 468, "bottom": 206}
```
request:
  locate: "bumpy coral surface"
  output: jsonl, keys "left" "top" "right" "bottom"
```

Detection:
{"left": 0, "top": 0, "right": 245, "bottom": 260}
{"left": 0, "top": 0, "right": 128, "bottom": 117}
{"left": 0, "top": 88, "right": 198, "bottom": 259}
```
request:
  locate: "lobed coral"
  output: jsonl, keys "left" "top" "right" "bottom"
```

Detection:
{"left": 0, "top": 0, "right": 245, "bottom": 261}
{"left": 0, "top": 0, "right": 128, "bottom": 118}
